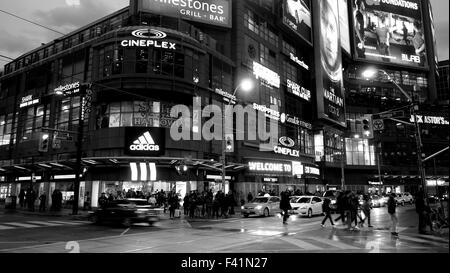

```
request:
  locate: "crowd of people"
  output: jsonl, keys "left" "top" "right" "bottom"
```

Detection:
{"left": 17, "top": 188, "right": 64, "bottom": 212}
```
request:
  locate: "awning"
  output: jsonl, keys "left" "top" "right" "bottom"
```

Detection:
{"left": 0, "top": 157, "right": 248, "bottom": 176}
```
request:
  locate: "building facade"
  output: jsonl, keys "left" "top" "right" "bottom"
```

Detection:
{"left": 0, "top": 0, "right": 448, "bottom": 208}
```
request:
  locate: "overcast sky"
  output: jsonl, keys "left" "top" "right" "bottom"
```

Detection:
{"left": 0, "top": 0, "right": 449, "bottom": 68}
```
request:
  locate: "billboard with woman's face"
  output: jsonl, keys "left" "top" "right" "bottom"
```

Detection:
{"left": 283, "top": 0, "right": 313, "bottom": 43}
{"left": 352, "top": 0, "right": 427, "bottom": 68}
{"left": 314, "top": 0, "right": 346, "bottom": 128}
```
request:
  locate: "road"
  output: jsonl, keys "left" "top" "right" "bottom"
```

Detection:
{"left": 0, "top": 205, "right": 448, "bottom": 253}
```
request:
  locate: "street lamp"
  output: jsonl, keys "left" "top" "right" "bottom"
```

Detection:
{"left": 221, "top": 78, "right": 254, "bottom": 189}
{"left": 363, "top": 68, "right": 427, "bottom": 195}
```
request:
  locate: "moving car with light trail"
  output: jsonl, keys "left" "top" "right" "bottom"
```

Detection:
{"left": 89, "top": 198, "right": 159, "bottom": 227}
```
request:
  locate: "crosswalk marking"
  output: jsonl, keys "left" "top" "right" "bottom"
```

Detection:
{"left": 399, "top": 234, "right": 448, "bottom": 246}
{"left": 47, "top": 221, "right": 84, "bottom": 225}
{"left": 280, "top": 237, "right": 323, "bottom": 250}
{"left": 309, "top": 237, "right": 360, "bottom": 250}
{"left": 417, "top": 235, "right": 449, "bottom": 244}
{"left": 27, "top": 221, "right": 63, "bottom": 227}
{"left": 3, "top": 222, "right": 41, "bottom": 228}
{"left": 0, "top": 225, "right": 15, "bottom": 230}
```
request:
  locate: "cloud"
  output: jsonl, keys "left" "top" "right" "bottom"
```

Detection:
{"left": 33, "top": 0, "right": 127, "bottom": 34}
{"left": 0, "top": 28, "right": 43, "bottom": 59}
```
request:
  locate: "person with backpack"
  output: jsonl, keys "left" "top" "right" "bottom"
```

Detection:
{"left": 321, "top": 198, "right": 335, "bottom": 228}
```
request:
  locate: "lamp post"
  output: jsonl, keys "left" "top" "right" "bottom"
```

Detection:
{"left": 363, "top": 68, "right": 427, "bottom": 195}
{"left": 221, "top": 79, "right": 254, "bottom": 189}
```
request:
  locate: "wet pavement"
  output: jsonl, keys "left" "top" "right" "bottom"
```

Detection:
{"left": 0, "top": 205, "right": 447, "bottom": 253}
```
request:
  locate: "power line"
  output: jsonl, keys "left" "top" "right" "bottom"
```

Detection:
{"left": 0, "top": 9, "right": 66, "bottom": 36}
{"left": 0, "top": 54, "right": 14, "bottom": 61}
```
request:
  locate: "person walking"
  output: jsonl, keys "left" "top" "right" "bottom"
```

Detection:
{"left": 183, "top": 193, "right": 190, "bottom": 215}
{"left": 212, "top": 194, "right": 220, "bottom": 219}
{"left": 334, "top": 191, "right": 346, "bottom": 225}
{"left": 19, "top": 189, "right": 25, "bottom": 208}
{"left": 321, "top": 198, "right": 334, "bottom": 228}
{"left": 39, "top": 192, "right": 47, "bottom": 212}
{"left": 280, "top": 190, "right": 292, "bottom": 225}
{"left": 360, "top": 195, "right": 373, "bottom": 228}
{"left": 387, "top": 193, "right": 398, "bottom": 236}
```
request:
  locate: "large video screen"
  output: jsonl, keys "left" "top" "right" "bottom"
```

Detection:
{"left": 338, "top": 0, "right": 351, "bottom": 54}
{"left": 140, "top": 0, "right": 232, "bottom": 28}
{"left": 314, "top": 0, "right": 346, "bottom": 128}
{"left": 352, "top": 0, "right": 427, "bottom": 68}
{"left": 283, "top": 0, "right": 313, "bottom": 43}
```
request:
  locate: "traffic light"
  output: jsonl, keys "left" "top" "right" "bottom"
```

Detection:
{"left": 38, "top": 133, "right": 50, "bottom": 152}
{"left": 361, "top": 115, "right": 373, "bottom": 139}
{"left": 225, "top": 134, "right": 234, "bottom": 153}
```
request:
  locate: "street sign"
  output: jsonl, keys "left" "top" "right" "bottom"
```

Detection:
{"left": 54, "top": 133, "right": 73, "bottom": 141}
{"left": 52, "top": 139, "right": 62, "bottom": 149}
{"left": 373, "top": 119, "right": 385, "bottom": 131}
{"left": 375, "top": 110, "right": 405, "bottom": 120}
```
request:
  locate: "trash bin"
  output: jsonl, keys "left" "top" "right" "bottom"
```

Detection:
{"left": 5, "top": 196, "right": 17, "bottom": 209}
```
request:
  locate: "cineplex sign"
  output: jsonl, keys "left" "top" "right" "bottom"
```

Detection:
{"left": 121, "top": 29, "right": 177, "bottom": 50}
{"left": 140, "top": 0, "right": 232, "bottom": 28}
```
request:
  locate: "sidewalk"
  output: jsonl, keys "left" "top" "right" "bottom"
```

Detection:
{"left": 0, "top": 206, "right": 90, "bottom": 220}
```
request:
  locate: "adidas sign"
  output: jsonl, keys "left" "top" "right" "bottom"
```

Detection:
{"left": 129, "top": 131, "right": 160, "bottom": 151}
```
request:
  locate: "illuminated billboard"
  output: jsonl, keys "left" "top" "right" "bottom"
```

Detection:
{"left": 313, "top": 0, "right": 346, "bottom": 128}
{"left": 338, "top": 0, "right": 351, "bottom": 54}
{"left": 282, "top": 0, "right": 312, "bottom": 43}
{"left": 352, "top": 0, "right": 427, "bottom": 68}
{"left": 140, "top": 0, "right": 232, "bottom": 28}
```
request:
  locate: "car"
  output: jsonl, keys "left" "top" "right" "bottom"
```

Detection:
{"left": 289, "top": 196, "right": 324, "bottom": 218}
{"left": 370, "top": 195, "right": 385, "bottom": 207}
{"left": 241, "top": 196, "right": 281, "bottom": 218}
{"left": 394, "top": 193, "right": 406, "bottom": 206}
{"left": 401, "top": 192, "right": 414, "bottom": 204}
{"left": 88, "top": 198, "right": 160, "bottom": 227}
{"left": 322, "top": 190, "right": 339, "bottom": 211}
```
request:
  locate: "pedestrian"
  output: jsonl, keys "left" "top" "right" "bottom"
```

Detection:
{"left": 280, "top": 190, "right": 292, "bottom": 225}
{"left": 351, "top": 193, "right": 362, "bottom": 229}
{"left": 26, "top": 188, "right": 36, "bottom": 211}
{"left": 360, "top": 195, "right": 373, "bottom": 228}
{"left": 227, "top": 191, "right": 236, "bottom": 215}
{"left": 183, "top": 193, "right": 190, "bottom": 215}
{"left": 39, "top": 192, "right": 47, "bottom": 212}
{"left": 212, "top": 194, "right": 220, "bottom": 219}
{"left": 334, "top": 191, "right": 346, "bottom": 225}
{"left": 247, "top": 192, "right": 253, "bottom": 203}
{"left": 148, "top": 194, "right": 157, "bottom": 207}
{"left": 321, "top": 198, "right": 335, "bottom": 228}
{"left": 56, "top": 190, "right": 63, "bottom": 210}
{"left": 415, "top": 190, "right": 427, "bottom": 234}
{"left": 387, "top": 193, "right": 398, "bottom": 236}
{"left": 19, "top": 189, "right": 25, "bottom": 208}
{"left": 168, "top": 193, "right": 179, "bottom": 219}
{"left": 98, "top": 192, "right": 108, "bottom": 209}
{"left": 220, "top": 191, "right": 229, "bottom": 218}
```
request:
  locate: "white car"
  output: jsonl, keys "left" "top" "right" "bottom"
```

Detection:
{"left": 289, "top": 196, "right": 323, "bottom": 218}
{"left": 401, "top": 192, "right": 414, "bottom": 204}
{"left": 241, "top": 196, "right": 281, "bottom": 217}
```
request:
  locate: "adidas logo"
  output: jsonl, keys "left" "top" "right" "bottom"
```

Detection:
{"left": 129, "top": 131, "right": 160, "bottom": 151}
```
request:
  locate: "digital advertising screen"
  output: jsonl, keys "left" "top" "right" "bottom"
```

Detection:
{"left": 140, "top": 0, "right": 232, "bottom": 28}
{"left": 313, "top": 0, "right": 346, "bottom": 128}
{"left": 283, "top": 0, "right": 313, "bottom": 43}
{"left": 338, "top": 0, "right": 351, "bottom": 54}
{"left": 352, "top": 0, "right": 427, "bottom": 68}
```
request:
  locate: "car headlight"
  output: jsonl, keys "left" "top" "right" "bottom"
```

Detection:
{"left": 241, "top": 206, "right": 245, "bottom": 210}
{"left": 255, "top": 205, "right": 262, "bottom": 210}
{"left": 331, "top": 200, "right": 336, "bottom": 204}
